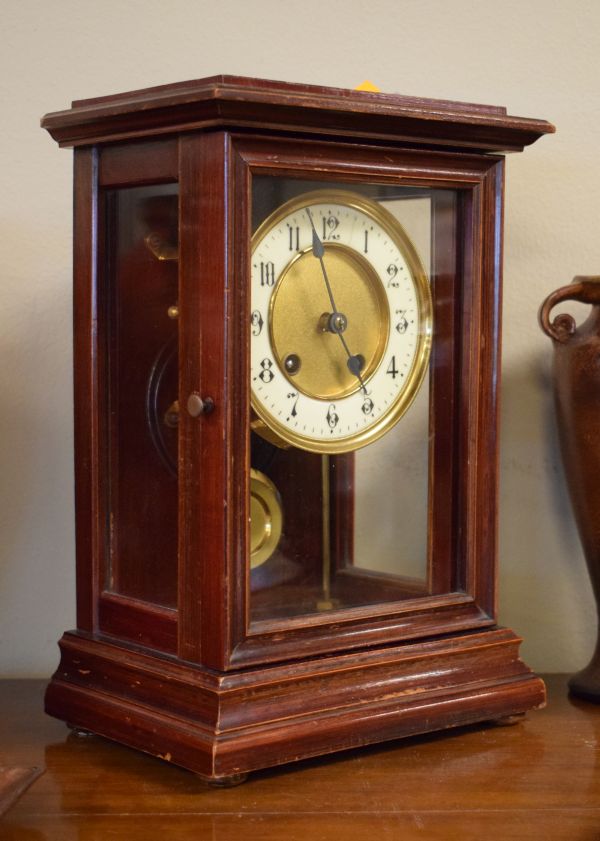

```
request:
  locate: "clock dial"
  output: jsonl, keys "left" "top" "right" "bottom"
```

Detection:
{"left": 250, "top": 190, "right": 432, "bottom": 453}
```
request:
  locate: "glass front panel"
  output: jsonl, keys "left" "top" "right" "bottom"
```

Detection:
{"left": 103, "top": 184, "right": 179, "bottom": 607}
{"left": 249, "top": 176, "right": 456, "bottom": 624}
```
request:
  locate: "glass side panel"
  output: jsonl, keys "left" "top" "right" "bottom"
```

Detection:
{"left": 249, "top": 175, "right": 456, "bottom": 623}
{"left": 103, "top": 184, "right": 179, "bottom": 607}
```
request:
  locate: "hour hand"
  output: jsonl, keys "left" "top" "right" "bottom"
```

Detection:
{"left": 306, "top": 208, "right": 335, "bottom": 312}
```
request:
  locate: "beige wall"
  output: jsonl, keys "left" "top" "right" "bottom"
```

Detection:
{"left": 2, "top": 0, "right": 599, "bottom": 676}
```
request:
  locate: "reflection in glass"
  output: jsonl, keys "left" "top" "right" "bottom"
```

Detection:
{"left": 248, "top": 176, "right": 455, "bottom": 624}
{"left": 103, "top": 184, "right": 179, "bottom": 607}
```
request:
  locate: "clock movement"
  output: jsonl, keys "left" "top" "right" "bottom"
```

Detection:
{"left": 41, "top": 76, "right": 554, "bottom": 783}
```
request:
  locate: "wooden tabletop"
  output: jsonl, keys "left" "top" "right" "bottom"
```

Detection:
{"left": 1, "top": 675, "right": 599, "bottom": 840}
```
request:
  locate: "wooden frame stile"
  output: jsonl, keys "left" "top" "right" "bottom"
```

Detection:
{"left": 177, "top": 129, "right": 249, "bottom": 671}
{"left": 72, "top": 146, "right": 100, "bottom": 635}
{"left": 475, "top": 159, "right": 506, "bottom": 616}
{"left": 42, "top": 76, "right": 554, "bottom": 783}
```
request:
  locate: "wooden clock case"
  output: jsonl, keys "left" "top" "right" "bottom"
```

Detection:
{"left": 41, "top": 76, "right": 554, "bottom": 783}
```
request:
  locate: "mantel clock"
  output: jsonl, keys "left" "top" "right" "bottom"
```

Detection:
{"left": 42, "top": 76, "right": 554, "bottom": 784}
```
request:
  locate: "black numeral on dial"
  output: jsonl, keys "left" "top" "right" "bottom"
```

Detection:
{"left": 258, "top": 358, "right": 275, "bottom": 383}
{"left": 322, "top": 215, "right": 340, "bottom": 240}
{"left": 326, "top": 404, "right": 339, "bottom": 429}
{"left": 287, "top": 224, "right": 300, "bottom": 251}
{"left": 260, "top": 261, "right": 275, "bottom": 287}
{"left": 395, "top": 310, "right": 409, "bottom": 334}
{"left": 287, "top": 391, "right": 299, "bottom": 419}
{"left": 386, "top": 356, "right": 399, "bottom": 379}
{"left": 251, "top": 310, "right": 264, "bottom": 335}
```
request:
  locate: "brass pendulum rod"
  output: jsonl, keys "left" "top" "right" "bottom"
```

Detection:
{"left": 317, "top": 454, "right": 334, "bottom": 611}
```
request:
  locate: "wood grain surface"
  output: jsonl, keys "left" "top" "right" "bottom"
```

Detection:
{"left": 0, "top": 766, "right": 43, "bottom": 817}
{"left": 40, "top": 74, "right": 554, "bottom": 151}
{"left": 2, "top": 677, "right": 599, "bottom": 840}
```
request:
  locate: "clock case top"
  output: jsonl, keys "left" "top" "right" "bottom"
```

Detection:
{"left": 42, "top": 77, "right": 553, "bottom": 780}
{"left": 42, "top": 73, "right": 553, "bottom": 151}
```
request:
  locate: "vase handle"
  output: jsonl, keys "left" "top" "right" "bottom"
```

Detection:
{"left": 539, "top": 276, "right": 600, "bottom": 343}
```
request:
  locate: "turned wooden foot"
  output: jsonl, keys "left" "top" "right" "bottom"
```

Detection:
{"left": 196, "top": 772, "right": 248, "bottom": 788}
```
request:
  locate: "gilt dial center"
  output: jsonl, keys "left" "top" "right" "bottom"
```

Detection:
{"left": 270, "top": 244, "right": 389, "bottom": 400}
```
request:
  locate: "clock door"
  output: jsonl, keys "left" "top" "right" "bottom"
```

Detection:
{"left": 223, "top": 137, "right": 503, "bottom": 668}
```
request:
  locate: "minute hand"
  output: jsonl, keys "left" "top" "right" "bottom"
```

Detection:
{"left": 305, "top": 208, "right": 367, "bottom": 393}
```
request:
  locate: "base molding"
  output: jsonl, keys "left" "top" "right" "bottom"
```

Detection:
{"left": 45, "top": 627, "right": 545, "bottom": 780}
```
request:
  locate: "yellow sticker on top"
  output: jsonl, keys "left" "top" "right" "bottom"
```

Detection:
{"left": 354, "top": 80, "right": 381, "bottom": 92}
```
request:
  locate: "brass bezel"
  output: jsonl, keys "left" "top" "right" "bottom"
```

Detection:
{"left": 250, "top": 188, "right": 433, "bottom": 454}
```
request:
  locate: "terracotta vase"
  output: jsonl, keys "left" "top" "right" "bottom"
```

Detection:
{"left": 540, "top": 276, "right": 600, "bottom": 702}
